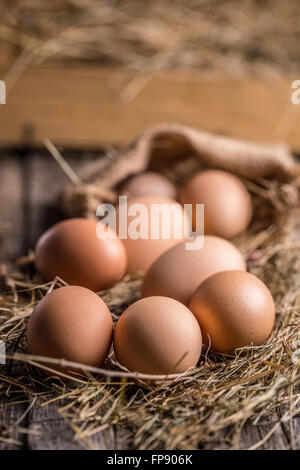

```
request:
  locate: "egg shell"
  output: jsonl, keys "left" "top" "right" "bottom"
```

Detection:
{"left": 113, "top": 296, "right": 202, "bottom": 375}
{"left": 35, "top": 218, "right": 127, "bottom": 291}
{"left": 141, "top": 235, "right": 246, "bottom": 306}
{"left": 179, "top": 169, "right": 252, "bottom": 239}
{"left": 120, "top": 171, "right": 177, "bottom": 200}
{"left": 189, "top": 270, "right": 275, "bottom": 353}
{"left": 116, "top": 195, "right": 191, "bottom": 273}
{"left": 27, "top": 286, "right": 113, "bottom": 375}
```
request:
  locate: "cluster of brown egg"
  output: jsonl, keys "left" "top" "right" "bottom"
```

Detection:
{"left": 27, "top": 170, "right": 275, "bottom": 377}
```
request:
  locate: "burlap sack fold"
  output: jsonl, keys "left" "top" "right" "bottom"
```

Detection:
{"left": 61, "top": 123, "right": 299, "bottom": 217}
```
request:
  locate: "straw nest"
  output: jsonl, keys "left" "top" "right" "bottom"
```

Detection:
{"left": 1, "top": 151, "right": 300, "bottom": 450}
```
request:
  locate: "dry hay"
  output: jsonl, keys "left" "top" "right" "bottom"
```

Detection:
{"left": 1, "top": 0, "right": 300, "bottom": 76}
{"left": 1, "top": 156, "right": 300, "bottom": 450}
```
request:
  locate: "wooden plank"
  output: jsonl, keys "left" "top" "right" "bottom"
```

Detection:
{"left": 292, "top": 416, "right": 300, "bottom": 450}
{"left": 203, "top": 415, "right": 291, "bottom": 450}
{"left": 25, "top": 151, "right": 71, "bottom": 250}
{"left": 237, "top": 418, "right": 290, "bottom": 450}
{"left": 0, "top": 153, "right": 25, "bottom": 259}
{"left": 0, "top": 65, "right": 299, "bottom": 149}
{"left": 27, "top": 401, "right": 126, "bottom": 450}
{"left": 27, "top": 402, "right": 94, "bottom": 450}
{"left": 0, "top": 403, "right": 27, "bottom": 450}
{"left": 24, "top": 150, "right": 100, "bottom": 250}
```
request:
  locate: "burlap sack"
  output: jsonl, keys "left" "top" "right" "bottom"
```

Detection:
{"left": 61, "top": 123, "right": 299, "bottom": 217}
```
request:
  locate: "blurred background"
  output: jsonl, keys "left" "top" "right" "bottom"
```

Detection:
{"left": 0, "top": 0, "right": 299, "bottom": 147}
{"left": 2, "top": 0, "right": 300, "bottom": 73}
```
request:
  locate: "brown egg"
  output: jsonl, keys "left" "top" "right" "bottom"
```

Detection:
{"left": 27, "top": 286, "right": 113, "bottom": 375}
{"left": 189, "top": 270, "right": 275, "bottom": 353}
{"left": 113, "top": 296, "right": 202, "bottom": 375}
{"left": 35, "top": 218, "right": 127, "bottom": 291}
{"left": 116, "top": 195, "right": 191, "bottom": 273}
{"left": 141, "top": 235, "right": 246, "bottom": 306}
{"left": 120, "top": 171, "right": 177, "bottom": 200}
{"left": 179, "top": 170, "right": 252, "bottom": 239}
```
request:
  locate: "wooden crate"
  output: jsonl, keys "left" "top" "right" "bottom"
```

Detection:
{"left": 0, "top": 63, "right": 299, "bottom": 149}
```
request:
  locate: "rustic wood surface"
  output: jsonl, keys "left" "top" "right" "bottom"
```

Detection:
{"left": 0, "top": 65, "right": 299, "bottom": 150}
{"left": 0, "top": 150, "right": 298, "bottom": 450}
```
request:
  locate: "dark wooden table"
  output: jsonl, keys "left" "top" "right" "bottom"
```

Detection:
{"left": 0, "top": 150, "right": 297, "bottom": 450}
